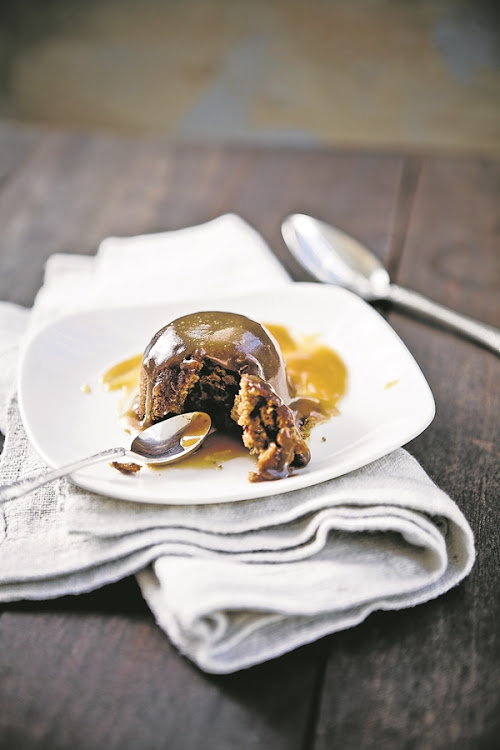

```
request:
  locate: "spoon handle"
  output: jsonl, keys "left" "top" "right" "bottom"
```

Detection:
{"left": 387, "top": 284, "right": 500, "bottom": 356}
{"left": 0, "top": 447, "right": 126, "bottom": 502}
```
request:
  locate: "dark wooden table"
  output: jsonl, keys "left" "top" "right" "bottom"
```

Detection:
{"left": 0, "top": 122, "right": 498, "bottom": 750}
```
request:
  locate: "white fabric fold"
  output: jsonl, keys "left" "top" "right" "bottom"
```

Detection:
{"left": 0, "top": 214, "right": 475, "bottom": 673}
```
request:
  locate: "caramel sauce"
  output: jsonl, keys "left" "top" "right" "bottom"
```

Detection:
{"left": 101, "top": 354, "right": 142, "bottom": 393}
{"left": 173, "top": 432, "right": 250, "bottom": 471}
{"left": 101, "top": 322, "right": 348, "bottom": 470}
{"left": 101, "top": 354, "right": 142, "bottom": 433}
{"left": 384, "top": 378, "right": 400, "bottom": 390}
{"left": 148, "top": 433, "right": 249, "bottom": 473}
{"left": 180, "top": 412, "right": 212, "bottom": 448}
{"left": 264, "top": 323, "right": 347, "bottom": 418}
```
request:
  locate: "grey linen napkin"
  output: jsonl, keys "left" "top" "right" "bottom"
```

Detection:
{"left": 0, "top": 215, "right": 475, "bottom": 674}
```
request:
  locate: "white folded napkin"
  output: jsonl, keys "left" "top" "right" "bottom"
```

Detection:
{"left": 0, "top": 214, "right": 475, "bottom": 674}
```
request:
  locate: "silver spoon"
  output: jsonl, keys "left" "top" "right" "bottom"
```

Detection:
{"left": 0, "top": 411, "right": 212, "bottom": 502}
{"left": 282, "top": 213, "right": 500, "bottom": 356}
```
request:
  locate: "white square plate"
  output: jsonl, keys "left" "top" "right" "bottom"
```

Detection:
{"left": 18, "top": 283, "right": 435, "bottom": 504}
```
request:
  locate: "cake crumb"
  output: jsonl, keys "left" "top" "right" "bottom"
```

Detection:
{"left": 321, "top": 436, "right": 327, "bottom": 442}
{"left": 81, "top": 382, "right": 91, "bottom": 394}
{"left": 110, "top": 461, "right": 142, "bottom": 475}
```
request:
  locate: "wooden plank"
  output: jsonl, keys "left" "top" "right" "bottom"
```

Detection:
{"left": 0, "top": 129, "right": 175, "bottom": 305}
{"left": 200, "top": 146, "right": 405, "bottom": 275}
{"left": 0, "top": 128, "right": 404, "bottom": 750}
{"left": 0, "top": 583, "right": 324, "bottom": 750}
{"left": 315, "top": 157, "right": 500, "bottom": 748}
{"left": 0, "top": 128, "right": 404, "bottom": 305}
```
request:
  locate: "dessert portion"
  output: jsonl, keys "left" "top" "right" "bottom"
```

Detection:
{"left": 137, "top": 311, "right": 310, "bottom": 481}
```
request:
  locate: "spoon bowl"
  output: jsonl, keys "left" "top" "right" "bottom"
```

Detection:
{"left": 282, "top": 213, "right": 390, "bottom": 300}
{"left": 0, "top": 411, "right": 212, "bottom": 502}
{"left": 131, "top": 411, "right": 212, "bottom": 464}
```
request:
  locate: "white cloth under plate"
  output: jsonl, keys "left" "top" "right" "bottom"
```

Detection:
{"left": 0, "top": 214, "right": 475, "bottom": 674}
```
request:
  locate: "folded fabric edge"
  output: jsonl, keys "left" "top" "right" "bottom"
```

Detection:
{"left": 136, "top": 537, "right": 474, "bottom": 675}
{"left": 135, "top": 512, "right": 474, "bottom": 674}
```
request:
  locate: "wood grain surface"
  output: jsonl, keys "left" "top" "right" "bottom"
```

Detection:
{"left": 0, "top": 124, "right": 498, "bottom": 750}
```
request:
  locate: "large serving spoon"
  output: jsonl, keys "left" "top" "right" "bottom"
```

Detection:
{"left": 282, "top": 213, "right": 500, "bottom": 356}
{"left": 0, "top": 411, "right": 212, "bottom": 502}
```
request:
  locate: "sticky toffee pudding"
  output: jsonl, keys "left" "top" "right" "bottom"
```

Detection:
{"left": 102, "top": 312, "right": 347, "bottom": 482}
{"left": 137, "top": 312, "right": 310, "bottom": 481}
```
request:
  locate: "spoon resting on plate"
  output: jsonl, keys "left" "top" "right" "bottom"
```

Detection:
{"left": 0, "top": 411, "right": 212, "bottom": 502}
{"left": 281, "top": 213, "right": 500, "bottom": 356}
